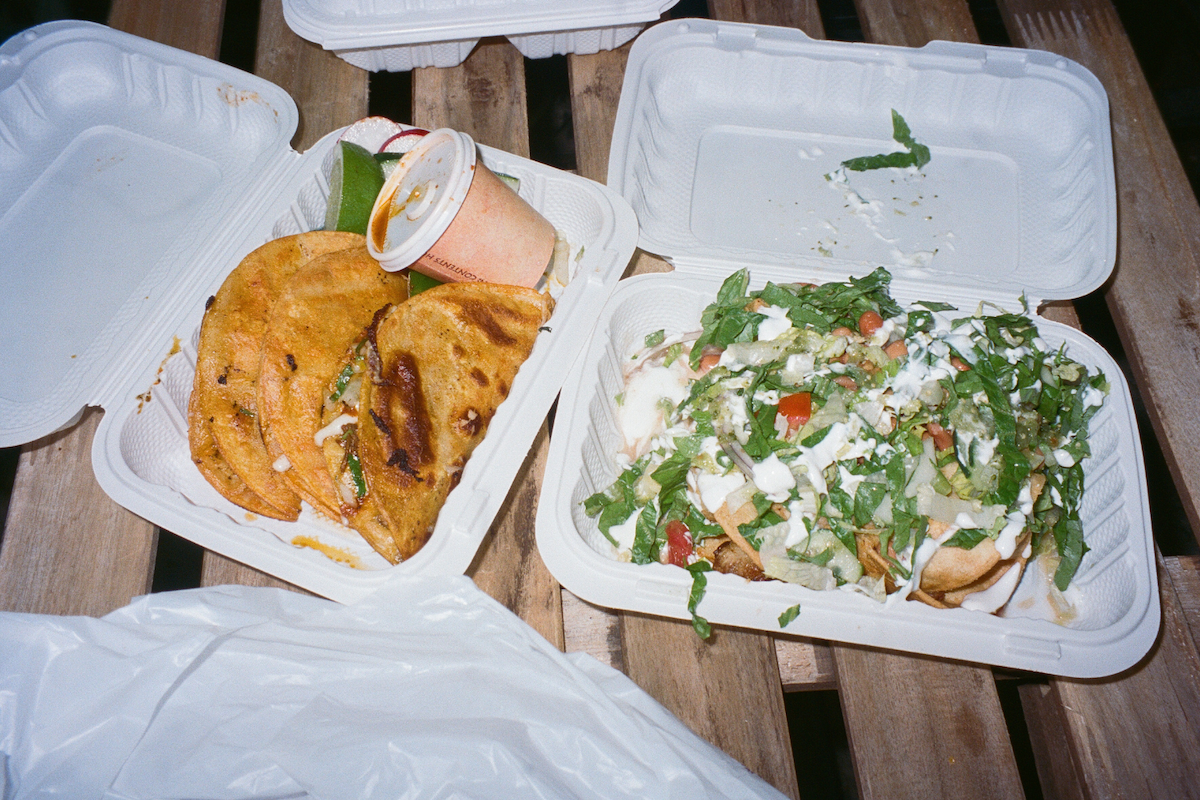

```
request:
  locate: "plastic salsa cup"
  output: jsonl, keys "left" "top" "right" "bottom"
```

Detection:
{"left": 366, "top": 128, "right": 557, "bottom": 288}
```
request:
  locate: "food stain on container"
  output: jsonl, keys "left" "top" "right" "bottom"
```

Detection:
{"left": 291, "top": 535, "right": 365, "bottom": 569}
{"left": 367, "top": 128, "right": 556, "bottom": 288}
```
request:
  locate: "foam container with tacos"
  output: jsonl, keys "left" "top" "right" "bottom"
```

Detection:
{"left": 281, "top": 0, "right": 680, "bottom": 72}
{"left": 0, "top": 20, "right": 638, "bottom": 600}
{"left": 535, "top": 19, "right": 1158, "bottom": 677}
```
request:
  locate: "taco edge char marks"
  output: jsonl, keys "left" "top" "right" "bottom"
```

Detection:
{"left": 188, "top": 232, "right": 553, "bottom": 565}
{"left": 350, "top": 283, "right": 554, "bottom": 562}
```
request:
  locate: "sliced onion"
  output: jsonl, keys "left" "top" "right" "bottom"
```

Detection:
{"left": 378, "top": 128, "right": 430, "bottom": 153}
{"left": 720, "top": 439, "right": 756, "bottom": 479}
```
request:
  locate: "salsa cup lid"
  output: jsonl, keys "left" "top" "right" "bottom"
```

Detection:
{"left": 367, "top": 128, "right": 475, "bottom": 271}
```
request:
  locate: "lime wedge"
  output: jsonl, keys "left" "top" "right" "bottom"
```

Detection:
{"left": 374, "top": 151, "right": 404, "bottom": 182}
{"left": 325, "top": 140, "right": 385, "bottom": 235}
{"left": 408, "top": 270, "right": 443, "bottom": 296}
{"left": 495, "top": 172, "right": 521, "bottom": 193}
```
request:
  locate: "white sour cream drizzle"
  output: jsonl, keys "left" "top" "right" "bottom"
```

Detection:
{"left": 314, "top": 413, "right": 356, "bottom": 446}
{"left": 607, "top": 288, "right": 1097, "bottom": 618}
{"left": 960, "top": 562, "right": 1025, "bottom": 613}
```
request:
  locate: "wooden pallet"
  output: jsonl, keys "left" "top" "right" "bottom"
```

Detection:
{"left": 1, "top": 0, "right": 1197, "bottom": 797}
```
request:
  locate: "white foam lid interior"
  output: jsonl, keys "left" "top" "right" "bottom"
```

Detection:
{"left": 0, "top": 20, "right": 299, "bottom": 447}
{"left": 535, "top": 19, "right": 1157, "bottom": 677}
{"left": 607, "top": 19, "right": 1117, "bottom": 307}
{"left": 283, "top": 0, "right": 681, "bottom": 52}
{"left": 0, "top": 20, "right": 640, "bottom": 599}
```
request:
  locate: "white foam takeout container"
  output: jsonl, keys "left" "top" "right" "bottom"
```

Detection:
{"left": 0, "top": 20, "right": 638, "bottom": 601}
{"left": 281, "top": 0, "right": 681, "bottom": 72}
{"left": 536, "top": 19, "right": 1158, "bottom": 677}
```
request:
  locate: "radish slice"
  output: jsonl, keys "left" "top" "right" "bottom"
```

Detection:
{"left": 378, "top": 128, "right": 430, "bottom": 153}
{"left": 337, "top": 116, "right": 405, "bottom": 152}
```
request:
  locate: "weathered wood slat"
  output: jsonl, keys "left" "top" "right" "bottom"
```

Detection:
{"left": 999, "top": 0, "right": 1200, "bottom": 545}
{"left": 622, "top": 614, "right": 801, "bottom": 798}
{"left": 0, "top": 411, "right": 156, "bottom": 615}
{"left": 1019, "top": 551, "right": 1200, "bottom": 799}
{"left": 411, "top": 42, "right": 564, "bottom": 649}
{"left": 252, "top": 0, "right": 370, "bottom": 151}
{"left": 993, "top": 1, "right": 1200, "bottom": 795}
{"left": 854, "top": 0, "right": 979, "bottom": 45}
{"left": 707, "top": 0, "right": 825, "bottom": 33}
{"left": 106, "top": 0, "right": 227, "bottom": 55}
{"left": 1167, "top": 555, "right": 1200, "bottom": 650}
{"left": 836, "top": 647, "right": 1026, "bottom": 800}
{"left": 0, "top": 0, "right": 228, "bottom": 616}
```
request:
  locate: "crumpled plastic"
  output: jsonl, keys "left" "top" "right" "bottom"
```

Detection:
{"left": 0, "top": 575, "right": 785, "bottom": 799}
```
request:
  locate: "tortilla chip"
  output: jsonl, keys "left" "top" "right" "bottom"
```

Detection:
{"left": 919, "top": 534, "right": 1007, "bottom": 594}
{"left": 856, "top": 528, "right": 1032, "bottom": 611}
{"left": 350, "top": 282, "right": 553, "bottom": 561}
{"left": 257, "top": 246, "right": 408, "bottom": 520}
{"left": 939, "top": 532, "right": 1033, "bottom": 608}
{"left": 189, "top": 231, "right": 363, "bottom": 520}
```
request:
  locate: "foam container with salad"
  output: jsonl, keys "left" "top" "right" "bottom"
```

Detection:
{"left": 0, "top": 21, "right": 638, "bottom": 601}
{"left": 281, "top": 0, "right": 681, "bottom": 72}
{"left": 536, "top": 19, "right": 1158, "bottom": 677}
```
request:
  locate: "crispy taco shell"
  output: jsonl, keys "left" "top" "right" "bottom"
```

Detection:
{"left": 257, "top": 246, "right": 408, "bottom": 520}
{"left": 350, "top": 282, "right": 553, "bottom": 562}
{"left": 856, "top": 527, "right": 1033, "bottom": 610}
{"left": 189, "top": 231, "right": 363, "bottom": 520}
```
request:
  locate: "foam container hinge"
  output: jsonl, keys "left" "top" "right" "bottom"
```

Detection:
{"left": 535, "top": 19, "right": 1159, "bottom": 677}
{"left": 281, "top": 0, "right": 680, "bottom": 72}
{"left": 0, "top": 20, "right": 639, "bottom": 602}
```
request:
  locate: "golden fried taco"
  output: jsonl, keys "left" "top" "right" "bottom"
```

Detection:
{"left": 256, "top": 246, "right": 409, "bottom": 522}
{"left": 345, "top": 282, "right": 553, "bottom": 562}
{"left": 189, "top": 231, "right": 363, "bottom": 520}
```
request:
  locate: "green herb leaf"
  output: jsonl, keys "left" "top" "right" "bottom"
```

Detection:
{"left": 686, "top": 561, "right": 714, "bottom": 639}
{"left": 1052, "top": 516, "right": 1088, "bottom": 590}
{"left": 940, "top": 528, "right": 989, "bottom": 549}
{"left": 778, "top": 603, "right": 802, "bottom": 628}
{"left": 841, "top": 110, "right": 931, "bottom": 172}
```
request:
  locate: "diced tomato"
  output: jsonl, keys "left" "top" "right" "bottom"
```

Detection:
{"left": 858, "top": 310, "right": 884, "bottom": 337}
{"left": 665, "top": 520, "right": 693, "bottom": 568}
{"left": 777, "top": 391, "right": 812, "bottom": 437}
{"left": 778, "top": 392, "right": 812, "bottom": 424}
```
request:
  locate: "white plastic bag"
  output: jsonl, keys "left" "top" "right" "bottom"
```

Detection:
{"left": 0, "top": 575, "right": 785, "bottom": 799}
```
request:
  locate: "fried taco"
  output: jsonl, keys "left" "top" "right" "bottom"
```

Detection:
{"left": 256, "top": 245, "right": 409, "bottom": 523}
{"left": 345, "top": 282, "right": 553, "bottom": 562}
{"left": 189, "top": 231, "right": 363, "bottom": 520}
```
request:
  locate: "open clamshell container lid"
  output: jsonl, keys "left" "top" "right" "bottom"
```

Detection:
{"left": 0, "top": 21, "right": 638, "bottom": 601}
{"left": 282, "top": 0, "right": 680, "bottom": 72}
{"left": 536, "top": 18, "right": 1158, "bottom": 677}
